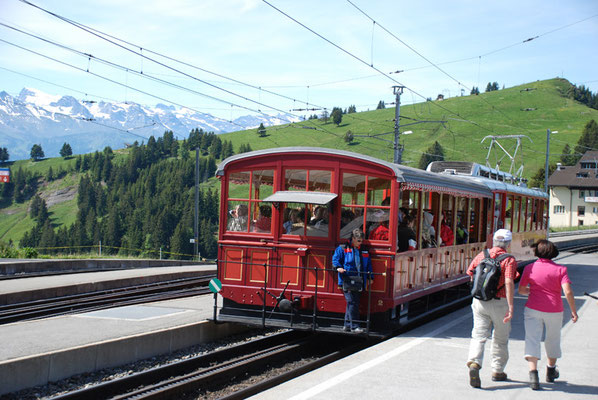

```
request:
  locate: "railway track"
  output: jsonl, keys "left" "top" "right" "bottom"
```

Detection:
{"left": 0, "top": 275, "right": 215, "bottom": 324}
{"left": 51, "top": 330, "right": 373, "bottom": 400}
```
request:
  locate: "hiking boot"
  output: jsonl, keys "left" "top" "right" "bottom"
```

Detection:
{"left": 469, "top": 363, "right": 481, "bottom": 388}
{"left": 546, "top": 366, "right": 559, "bottom": 382}
{"left": 492, "top": 372, "right": 508, "bottom": 381}
{"left": 529, "top": 370, "right": 540, "bottom": 390}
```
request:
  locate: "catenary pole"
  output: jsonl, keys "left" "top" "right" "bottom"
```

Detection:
{"left": 393, "top": 86, "right": 405, "bottom": 164}
{"left": 194, "top": 147, "right": 199, "bottom": 260}
{"left": 544, "top": 129, "right": 552, "bottom": 193}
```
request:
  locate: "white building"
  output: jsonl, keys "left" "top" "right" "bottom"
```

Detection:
{"left": 548, "top": 151, "right": 598, "bottom": 227}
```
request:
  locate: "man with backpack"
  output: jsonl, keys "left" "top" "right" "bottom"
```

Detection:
{"left": 465, "top": 229, "right": 517, "bottom": 388}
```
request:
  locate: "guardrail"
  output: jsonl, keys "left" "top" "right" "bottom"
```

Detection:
{"left": 549, "top": 229, "right": 598, "bottom": 238}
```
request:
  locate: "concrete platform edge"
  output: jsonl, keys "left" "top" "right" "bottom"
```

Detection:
{"left": 0, "top": 321, "right": 248, "bottom": 396}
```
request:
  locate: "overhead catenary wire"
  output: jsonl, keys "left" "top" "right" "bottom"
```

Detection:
{"left": 260, "top": 0, "right": 504, "bottom": 139}
{"left": 0, "top": 37, "right": 250, "bottom": 130}
{"left": 16, "top": 0, "right": 320, "bottom": 124}
{"left": 344, "top": 0, "right": 562, "bottom": 140}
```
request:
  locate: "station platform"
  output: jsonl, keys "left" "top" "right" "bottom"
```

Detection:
{"left": 0, "top": 265, "right": 247, "bottom": 396}
{"left": 253, "top": 251, "right": 598, "bottom": 400}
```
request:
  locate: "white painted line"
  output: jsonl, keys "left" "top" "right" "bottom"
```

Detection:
{"left": 289, "top": 313, "right": 470, "bottom": 400}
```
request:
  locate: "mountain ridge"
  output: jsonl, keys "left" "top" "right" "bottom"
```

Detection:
{"left": 0, "top": 87, "right": 300, "bottom": 160}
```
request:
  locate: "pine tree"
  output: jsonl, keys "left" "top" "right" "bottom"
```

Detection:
{"left": 30, "top": 144, "right": 45, "bottom": 161}
{"left": 331, "top": 107, "right": 343, "bottom": 126}
{"left": 0, "top": 147, "right": 9, "bottom": 163}
{"left": 344, "top": 130, "right": 354, "bottom": 143}
{"left": 573, "top": 120, "right": 598, "bottom": 164}
{"left": 257, "top": 123, "right": 267, "bottom": 137}
{"left": 376, "top": 100, "right": 386, "bottom": 109}
{"left": 559, "top": 144, "right": 577, "bottom": 166}
{"left": 59, "top": 142, "right": 73, "bottom": 158}
{"left": 418, "top": 141, "right": 445, "bottom": 170}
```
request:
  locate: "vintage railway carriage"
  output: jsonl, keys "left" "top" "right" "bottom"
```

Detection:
{"left": 215, "top": 148, "right": 547, "bottom": 334}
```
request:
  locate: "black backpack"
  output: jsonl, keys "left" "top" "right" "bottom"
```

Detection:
{"left": 471, "top": 249, "right": 513, "bottom": 301}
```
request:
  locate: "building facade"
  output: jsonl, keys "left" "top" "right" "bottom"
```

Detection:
{"left": 548, "top": 151, "right": 598, "bottom": 227}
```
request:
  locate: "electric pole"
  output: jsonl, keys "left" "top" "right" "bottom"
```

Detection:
{"left": 194, "top": 147, "right": 199, "bottom": 260}
{"left": 393, "top": 86, "right": 405, "bottom": 164}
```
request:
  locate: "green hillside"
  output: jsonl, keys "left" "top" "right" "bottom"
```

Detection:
{"left": 1, "top": 77, "right": 597, "bottom": 248}
{"left": 219, "top": 78, "right": 598, "bottom": 174}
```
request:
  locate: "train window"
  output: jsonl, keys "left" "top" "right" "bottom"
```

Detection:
{"left": 504, "top": 196, "right": 513, "bottom": 231}
{"left": 494, "top": 193, "right": 503, "bottom": 230}
{"left": 340, "top": 173, "right": 391, "bottom": 241}
{"left": 227, "top": 169, "right": 275, "bottom": 233}
{"left": 469, "top": 198, "right": 480, "bottom": 242}
{"left": 285, "top": 169, "right": 332, "bottom": 192}
{"left": 513, "top": 197, "right": 521, "bottom": 232}
{"left": 456, "top": 197, "right": 469, "bottom": 244}
{"left": 525, "top": 198, "right": 533, "bottom": 231}
{"left": 440, "top": 195, "right": 455, "bottom": 246}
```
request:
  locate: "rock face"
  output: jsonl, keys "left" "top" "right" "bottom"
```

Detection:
{"left": 0, "top": 88, "right": 300, "bottom": 160}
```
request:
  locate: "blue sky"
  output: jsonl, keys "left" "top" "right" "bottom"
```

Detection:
{"left": 0, "top": 0, "right": 597, "bottom": 121}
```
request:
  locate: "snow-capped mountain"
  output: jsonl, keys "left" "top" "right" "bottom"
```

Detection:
{"left": 0, "top": 88, "right": 300, "bottom": 160}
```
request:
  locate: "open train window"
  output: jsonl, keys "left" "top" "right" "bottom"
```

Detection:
{"left": 226, "top": 169, "right": 274, "bottom": 233}
{"left": 278, "top": 169, "right": 333, "bottom": 238}
{"left": 340, "top": 172, "right": 391, "bottom": 241}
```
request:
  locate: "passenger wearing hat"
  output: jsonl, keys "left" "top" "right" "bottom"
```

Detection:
{"left": 465, "top": 228, "right": 518, "bottom": 388}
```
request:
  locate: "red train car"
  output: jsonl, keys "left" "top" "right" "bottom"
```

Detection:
{"left": 215, "top": 148, "right": 547, "bottom": 334}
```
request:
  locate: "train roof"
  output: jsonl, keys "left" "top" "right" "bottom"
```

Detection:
{"left": 426, "top": 161, "right": 547, "bottom": 198}
{"left": 216, "top": 147, "right": 493, "bottom": 197}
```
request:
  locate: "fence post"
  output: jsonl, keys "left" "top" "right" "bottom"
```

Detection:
{"left": 160, "top": 247, "right": 162, "bottom": 260}
{"left": 99, "top": 241, "right": 102, "bottom": 257}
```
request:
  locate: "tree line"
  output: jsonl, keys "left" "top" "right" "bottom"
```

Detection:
{"left": 1, "top": 129, "right": 257, "bottom": 259}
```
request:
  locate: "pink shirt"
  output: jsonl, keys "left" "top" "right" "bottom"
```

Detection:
{"left": 520, "top": 259, "right": 571, "bottom": 313}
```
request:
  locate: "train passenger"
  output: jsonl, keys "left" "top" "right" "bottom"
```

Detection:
{"left": 456, "top": 217, "right": 469, "bottom": 244}
{"left": 397, "top": 215, "right": 417, "bottom": 252}
{"left": 333, "top": 229, "right": 373, "bottom": 333}
{"left": 310, "top": 206, "right": 328, "bottom": 228}
{"left": 368, "top": 210, "right": 389, "bottom": 240}
{"left": 437, "top": 213, "right": 454, "bottom": 246}
{"left": 283, "top": 208, "right": 299, "bottom": 234}
{"left": 254, "top": 204, "right": 272, "bottom": 232}
{"left": 422, "top": 211, "right": 436, "bottom": 247}
{"left": 227, "top": 204, "right": 248, "bottom": 232}
{"left": 466, "top": 229, "right": 517, "bottom": 388}
{"left": 518, "top": 239, "right": 578, "bottom": 390}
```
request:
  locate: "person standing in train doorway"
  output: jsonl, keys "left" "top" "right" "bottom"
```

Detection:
{"left": 333, "top": 229, "right": 373, "bottom": 333}
{"left": 465, "top": 229, "right": 517, "bottom": 388}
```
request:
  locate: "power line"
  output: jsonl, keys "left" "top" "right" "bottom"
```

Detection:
{"left": 0, "top": 65, "right": 122, "bottom": 104}
{"left": 16, "top": 0, "right": 318, "bottom": 123}
{"left": 0, "top": 36, "right": 250, "bottom": 130}
{"left": 261, "top": 0, "right": 501, "bottom": 138}
{"left": 343, "top": 0, "right": 557, "bottom": 141}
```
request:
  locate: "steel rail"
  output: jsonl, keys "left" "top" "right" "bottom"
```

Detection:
{"left": 0, "top": 275, "right": 215, "bottom": 324}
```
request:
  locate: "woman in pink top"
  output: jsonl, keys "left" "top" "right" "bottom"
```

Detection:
{"left": 518, "top": 239, "right": 578, "bottom": 390}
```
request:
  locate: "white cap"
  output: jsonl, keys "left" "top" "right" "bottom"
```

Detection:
{"left": 493, "top": 228, "right": 512, "bottom": 241}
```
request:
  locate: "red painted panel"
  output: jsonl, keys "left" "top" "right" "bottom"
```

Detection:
{"left": 370, "top": 257, "right": 388, "bottom": 293}
{"left": 223, "top": 248, "right": 243, "bottom": 281}
{"left": 280, "top": 252, "right": 301, "bottom": 286}
{"left": 249, "top": 249, "right": 270, "bottom": 284}
{"left": 306, "top": 254, "right": 326, "bottom": 288}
